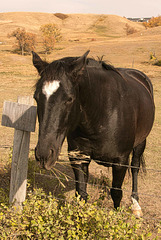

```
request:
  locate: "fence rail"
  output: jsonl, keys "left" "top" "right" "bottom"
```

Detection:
{"left": 1, "top": 144, "right": 161, "bottom": 173}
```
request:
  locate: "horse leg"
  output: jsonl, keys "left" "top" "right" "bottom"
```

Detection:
{"left": 131, "top": 139, "right": 146, "bottom": 217}
{"left": 67, "top": 135, "right": 91, "bottom": 201}
{"left": 70, "top": 160, "right": 90, "bottom": 201}
{"left": 111, "top": 163, "right": 128, "bottom": 209}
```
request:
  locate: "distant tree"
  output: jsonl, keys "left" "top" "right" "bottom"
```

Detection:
{"left": 143, "top": 16, "right": 161, "bottom": 28}
{"left": 8, "top": 28, "right": 36, "bottom": 55}
{"left": 40, "top": 23, "right": 62, "bottom": 54}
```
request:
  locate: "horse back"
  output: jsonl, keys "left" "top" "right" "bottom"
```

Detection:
{"left": 117, "top": 68, "right": 154, "bottom": 98}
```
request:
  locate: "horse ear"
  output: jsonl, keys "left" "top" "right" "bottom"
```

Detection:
{"left": 32, "top": 51, "right": 49, "bottom": 75}
{"left": 71, "top": 50, "right": 90, "bottom": 74}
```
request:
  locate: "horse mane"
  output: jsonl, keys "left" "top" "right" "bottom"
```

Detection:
{"left": 86, "top": 57, "right": 124, "bottom": 80}
{"left": 34, "top": 55, "right": 124, "bottom": 91}
{"left": 45, "top": 57, "right": 78, "bottom": 77}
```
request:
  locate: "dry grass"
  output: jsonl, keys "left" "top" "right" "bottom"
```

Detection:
{"left": 0, "top": 13, "right": 161, "bottom": 233}
{"left": 0, "top": 12, "right": 145, "bottom": 41}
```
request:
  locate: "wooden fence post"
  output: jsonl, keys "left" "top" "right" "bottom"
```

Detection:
{"left": 1, "top": 96, "right": 37, "bottom": 206}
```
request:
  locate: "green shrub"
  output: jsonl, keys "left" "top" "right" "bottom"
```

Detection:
{"left": 154, "top": 60, "right": 161, "bottom": 66}
{"left": 0, "top": 188, "right": 155, "bottom": 240}
{"left": 149, "top": 52, "right": 161, "bottom": 66}
{"left": 0, "top": 151, "right": 160, "bottom": 239}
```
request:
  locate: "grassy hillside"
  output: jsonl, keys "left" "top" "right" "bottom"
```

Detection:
{"left": 0, "top": 12, "right": 161, "bottom": 148}
{"left": 0, "top": 12, "right": 145, "bottom": 41}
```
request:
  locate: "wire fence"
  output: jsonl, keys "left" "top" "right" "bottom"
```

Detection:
{"left": 0, "top": 144, "right": 161, "bottom": 189}
{"left": 34, "top": 151, "right": 161, "bottom": 222}
{"left": 0, "top": 144, "right": 161, "bottom": 172}
{"left": 34, "top": 171, "right": 161, "bottom": 199}
{"left": 0, "top": 144, "right": 161, "bottom": 222}
{"left": 0, "top": 145, "right": 11, "bottom": 149}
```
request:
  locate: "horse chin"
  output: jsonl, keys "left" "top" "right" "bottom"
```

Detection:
{"left": 37, "top": 159, "right": 56, "bottom": 170}
{"left": 44, "top": 160, "right": 56, "bottom": 170}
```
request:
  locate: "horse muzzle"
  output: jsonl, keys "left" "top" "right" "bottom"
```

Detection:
{"left": 35, "top": 147, "right": 57, "bottom": 170}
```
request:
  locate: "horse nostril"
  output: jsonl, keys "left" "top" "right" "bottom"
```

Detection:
{"left": 49, "top": 149, "right": 54, "bottom": 158}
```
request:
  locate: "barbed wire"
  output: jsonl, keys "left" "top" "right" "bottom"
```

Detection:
{"left": 59, "top": 158, "right": 161, "bottom": 173}
{"left": 33, "top": 153, "right": 161, "bottom": 221}
{"left": 1, "top": 145, "right": 161, "bottom": 199}
{"left": 0, "top": 144, "right": 161, "bottom": 173}
{"left": 0, "top": 145, "right": 11, "bottom": 149}
{"left": 34, "top": 172, "right": 161, "bottom": 199}
{"left": 61, "top": 151, "right": 161, "bottom": 172}
{"left": 0, "top": 145, "right": 160, "bottom": 223}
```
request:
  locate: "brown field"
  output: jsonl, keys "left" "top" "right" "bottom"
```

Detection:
{"left": 0, "top": 12, "right": 161, "bottom": 236}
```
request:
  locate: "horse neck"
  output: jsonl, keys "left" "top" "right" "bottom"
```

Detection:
{"left": 78, "top": 67, "right": 109, "bottom": 108}
{"left": 77, "top": 67, "right": 126, "bottom": 128}
{"left": 78, "top": 69, "right": 106, "bottom": 128}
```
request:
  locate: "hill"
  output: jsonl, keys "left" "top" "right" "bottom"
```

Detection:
{"left": 0, "top": 12, "right": 145, "bottom": 42}
{"left": 0, "top": 13, "right": 161, "bottom": 235}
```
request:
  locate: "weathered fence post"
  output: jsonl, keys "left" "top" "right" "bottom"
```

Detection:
{"left": 1, "top": 96, "right": 37, "bottom": 207}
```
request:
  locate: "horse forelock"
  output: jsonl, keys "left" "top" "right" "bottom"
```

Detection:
{"left": 34, "top": 60, "right": 66, "bottom": 92}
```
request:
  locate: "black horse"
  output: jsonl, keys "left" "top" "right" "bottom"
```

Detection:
{"left": 32, "top": 51, "right": 155, "bottom": 217}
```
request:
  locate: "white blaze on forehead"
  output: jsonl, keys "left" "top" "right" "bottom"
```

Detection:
{"left": 42, "top": 80, "right": 60, "bottom": 100}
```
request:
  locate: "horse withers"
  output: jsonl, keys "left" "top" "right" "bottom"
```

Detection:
{"left": 32, "top": 51, "right": 155, "bottom": 217}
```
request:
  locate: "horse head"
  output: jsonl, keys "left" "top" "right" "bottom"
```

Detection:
{"left": 32, "top": 51, "right": 89, "bottom": 170}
